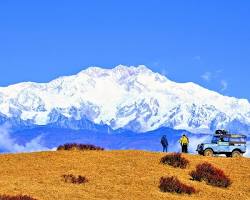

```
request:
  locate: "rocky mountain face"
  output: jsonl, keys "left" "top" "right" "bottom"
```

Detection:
{"left": 0, "top": 65, "right": 250, "bottom": 134}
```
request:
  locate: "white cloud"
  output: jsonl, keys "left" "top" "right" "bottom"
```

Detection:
{"left": 201, "top": 69, "right": 224, "bottom": 82}
{"left": 201, "top": 70, "right": 229, "bottom": 93}
{"left": 201, "top": 72, "right": 212, "bottom": 82}
{"left": 160, "top": 69, "right": 168, "bottom": 76}
{"left": 193, "top": 56, "right": 201, "bottom": 61}
{"left": 215, "top": 69, "right": 223, "bottom": 75}
{"left": 220, "top": 80, "right": 228, "bottom": 91}
{"left": 152, "top": 61, "right": 160, "bottom": 66}
{"left": 188, "top": 135, "right": 210, "bottom": 153}
{"left": 0, "top": 123, "right": 48, "bottom": 153}
{"left": 169, "top": 134, "right": 210, "bottom": 154}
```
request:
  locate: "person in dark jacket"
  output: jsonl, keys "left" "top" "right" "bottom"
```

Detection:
{"left": 161, "top": 135, "right": 168, "bottom": 152}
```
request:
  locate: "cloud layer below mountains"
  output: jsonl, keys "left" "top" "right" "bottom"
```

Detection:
{"left": 0, "top": 123, "right": 249, "bottom": 158}
{"left": 0, "top": 123, "right": 48, "bottom": 153}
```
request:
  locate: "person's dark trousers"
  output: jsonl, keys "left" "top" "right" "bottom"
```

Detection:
{"left": 182, "top": 144, "right": 188, "bottom": 153}
{"left": 163, "top": 145, "right": 168, "bottom": 152}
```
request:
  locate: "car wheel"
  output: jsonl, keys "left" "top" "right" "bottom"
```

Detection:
{"left": 204, "top": 149, "right": 213, "bottom": 157}
{"left": 232, "top": 150, "right": 242, "bottom": 158}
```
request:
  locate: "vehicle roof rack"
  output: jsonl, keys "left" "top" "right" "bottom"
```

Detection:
{"left": 214, "top": 132, "right": 247, "bottom": 138}
{"left": 230, "top": 134, "right": 247, "bottom": 138}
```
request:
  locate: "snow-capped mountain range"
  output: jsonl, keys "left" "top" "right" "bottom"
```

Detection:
{"left": 0, "top": 65, "right": 250, "bottom": 134}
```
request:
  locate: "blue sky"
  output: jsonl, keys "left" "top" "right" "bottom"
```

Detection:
{"left": 0, "top": 0, "right": 250, "bottom": 100}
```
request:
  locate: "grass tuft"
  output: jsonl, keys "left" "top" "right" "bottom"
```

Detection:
{"left": 190, "top": 162, "right": 231, "bottom": 188}
{"left": 159, "top": 176, "right": 196, "bottom": 195}
{"left": 160, "top": 153, "right": 189, "bottom": 169}
{"left": 62, "top": 174, "right": 88, "bottom": 184}
{"left": 57, "top": 143, "right": 104, "bottom": 151}
{"left": 0, "top": 195, "right": 37, "bottom": 200}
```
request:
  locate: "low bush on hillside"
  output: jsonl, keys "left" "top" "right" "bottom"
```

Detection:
{"left": 0, "top": 195, "right": 37, "bottom": 200}
{"left": 57, "top": 143, "right": 104, "bottom": 151}
{"left": 159, "top": 176, "right": 196, "bottom": 195}
{"left": 160, "top": 153, "right": 189, "bottom": 169}
{"left": 62, "top": 174, "right": 88, "bottom": 184}
{"left": 190, "top": 162, "right": 231, "bottom": 188}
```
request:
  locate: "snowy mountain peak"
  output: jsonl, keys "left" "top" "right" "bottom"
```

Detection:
{"left": 0, "top": 65, "right": 249, "bottom": 134}
{"left": 77, "top": 65, "right": 153, "bottom": 79}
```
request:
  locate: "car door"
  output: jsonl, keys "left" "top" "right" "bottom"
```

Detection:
{"left": 217, "top": 137, "right": 230, "bottom": 153}
{"left": 211, "top": 136, "right": 220, "bottom": 153}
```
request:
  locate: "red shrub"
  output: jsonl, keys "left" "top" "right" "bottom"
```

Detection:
{"left": 57, "top": 143, "right": 104, "bottom": 151}
{"left": 0, "top": 195, "right": 37, "bottom": 200}
{"left": 190, "top": 162, "right": 231, "bottom": 188}
{"left": 160, "top": 153, "right": 189, "bottom": 169}
{"left": 189, "top": 171, "right": 202, "bottom": 181}
{"left": 62, "top": 174, "right": 88, "bottom": 184}
{"left": 159, "top": 176, "right": 196, "bottom": 195}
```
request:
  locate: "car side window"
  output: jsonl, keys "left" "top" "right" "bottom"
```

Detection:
{"left": 230, "top": 137, "right": 246, "bottom": 143}
{"left": 220, "top": 137, "right": 229, "bottom": 142}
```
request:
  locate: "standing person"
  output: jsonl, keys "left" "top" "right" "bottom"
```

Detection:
{"left": 161, "top": 135, "right": 168, "bottom": 152}
{"left": 179, "top": 134, "right": 189, "bottom": 153}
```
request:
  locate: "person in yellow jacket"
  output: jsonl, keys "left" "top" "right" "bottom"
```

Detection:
{"left": 179, "top": 134, "right": 189, "bottom": 153}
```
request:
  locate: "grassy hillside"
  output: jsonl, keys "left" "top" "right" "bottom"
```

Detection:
{"left": 0, "top": 150, "right": 249, "bottom": 200}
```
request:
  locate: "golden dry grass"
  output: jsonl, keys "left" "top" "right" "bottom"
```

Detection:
{"left": 0, "top": 150, "right": 249, "bottom": 200}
